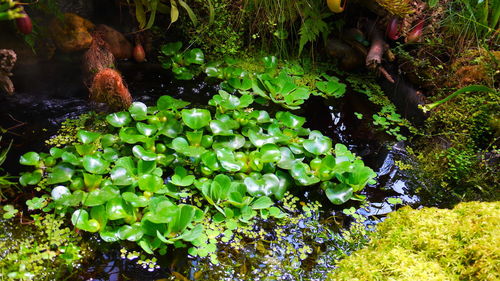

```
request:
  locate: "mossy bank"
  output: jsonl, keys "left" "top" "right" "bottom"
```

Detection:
{"left": 329, "top": 201, "right": 500, "bottom": 281}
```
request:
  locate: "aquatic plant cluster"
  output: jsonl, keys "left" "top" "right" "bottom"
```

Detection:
{"left": 0, "top": 214, "right": 89, "bottom": 279}
{"left": 190, "top": 193, "right": 373, "bottom": 280}
{"left": 18, "top": 92, "right": 376, "bottom": 258}
{"left": 159, "top": 42, "right": 347, "bottom": 110}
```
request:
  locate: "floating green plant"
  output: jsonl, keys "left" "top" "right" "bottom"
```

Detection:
{"left": 19, "top": 93, "right": 376, "bottom": 258}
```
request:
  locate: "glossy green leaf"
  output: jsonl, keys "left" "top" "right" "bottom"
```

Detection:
{"left": 19, "top": 152, "right": 40, "bottom": 166}
{"left": 212, "top": 134, "right": 245, "bottom": 150}
{"left": 75, "top": 143, "right": 97, "bottom": 156}
{"left": 138, "top": 174, "right": 163, "bottom": 192}
{"left": 171, "top": 166, "right": 195, "bottom": 186}
{"left": 161, "top": 42, "right": 182, "bottom": 56}
{"left": 110, "top": 166, "right": 135, "bottom": 186}
{"left": 118, "top": 223, "right": 144, "bottom": 241}
{"left": 106, "top": 112, "right": 132, "bottom": 127}
{"left": 251, "top": 196, "right": 274, "bottom": 209}
{"left": 157, "top": 95, "right": 190, "bottom": 110}
{"left": 244, "top": 174, "right": 280, "bottom": 197}
{"left": 77, "top": 130, "right": 101, "bottom": 144}
{"left": 122, "top": 192, "right": 149, "bottom": 207}
{"left": 184, "top": 48, "right": 204, "bottom": 65}
{"left": 90, "top": 205, "right": 108, "bottom": 230}
{"left": 276, "top": 111, "right": 306, "bottom": 129}
{"left": 83, "top": 173, "right": 103, "bottom": 189}
{"left": 135, "top": 122, "right": 156, "bottom": 137}
{"left": 119, "top": 127, "right": 147, "bottom": 144}
{"left": 181, "top": 109, "right": 211, "bottom": 130}
{"left": 171, "top": 137, "right": 206, "bottom": 157}
{"left": 303, "top": 131, "right": 332, "bottom": 155}
{"left": 290, "top": 162, "right": 320, "bottom": 186}
{"left": 47, "top": 164, "right": 75, "bottom": 184}
{"left": 71, "top": 209, "right": 100, "bottom": 232}
{"left": 324, "top": 183, "right": 353, "bottom": 205}
{"left": 260, "top": 143, "right": 281, "bottom": 163}
{"left": 82, "top": 155, "right": 110, "bottom": 174}
{"left": 132, "top": 145, "right": 157, "bottom": 161}
{"left": 129, "top": 102, "right": 148, "bottom": 121}
{"left": 106, "top": 198, "right": 129, "bottom": 220}
{"left": 215, "top": 148, "right": 244, "bottom": 172}
{"left": 168, "top": 204, "right": 197, "bottom": 234}
{"left": 19, "top": 170, "right": 43, "bottom": 186}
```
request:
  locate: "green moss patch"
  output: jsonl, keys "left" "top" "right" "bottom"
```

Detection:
{"left": 329, "top": 201, "right": 500, "bottom": 281}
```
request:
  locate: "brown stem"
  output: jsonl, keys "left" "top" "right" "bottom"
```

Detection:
{"left": 360, "top": 19, "right": 388, "bottom": 69}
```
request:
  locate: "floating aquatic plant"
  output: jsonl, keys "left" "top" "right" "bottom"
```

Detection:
{"left": 19, "top": 93, "right": 376, "bottom": 258}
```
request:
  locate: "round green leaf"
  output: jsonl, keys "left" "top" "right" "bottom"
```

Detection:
{"left": 19, "top": 170, "right": 43, "bottom": 186}
{"left": 47, "top": 164, "right": 75, "bottom": 184}
{"left": 138, "top": 174, "right": 163, "bottom": 192}
{"left": 129, "top": 102, "right": 148, "bottom": 121}
{"left": 185, "top": 48, "right": 205, "bottom": 65}
{"left": 106, "top": 198, "right": 129, "bottom": 220}
{"left": 19, "top": 152, "right": 40, "bottom": 166}
{"left": 260, "top": 143, "right": 281, "bottom": 163}
{"left": 106, "top": 112, "right": 132, "bottom": 127}
{"left": 136, "top": 122, "right": 157, "bottom": 137}
{"left": 157, "top": 95, "right": 191, "bottom": 110}
{"left": 324, "top": 183, "right": 353, "bottom": 205}
{"left": 181, "top": 109, "right": 211, "bottom": 130}
{"left": 132, "top": 145, "right": 157, "bottom": 161}
{"left": 303, "top": 131, "right": 332, "bottom": 155}
{"left": 276, "top": 111, "right": 306, "bottom": 129}
{"left": 82, "top": 155, "right": 110, "bottom": 174}
{"left": 77, "top": 130, "right": 101, "bottom": 144}
{"left": 71, "top": 209, "right": 100, "bottom": 232}
{"left": 118, "top": 223, "right": 144, "bottom": 241}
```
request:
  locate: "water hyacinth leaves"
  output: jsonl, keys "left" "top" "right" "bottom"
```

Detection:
{"left": 159, "top": 42, "right": 203, "bottom": 80}
{"left": 19, "top": 91, "right": 377, "bottom": 258}
{"left": 19, "top": 152, "right": 40, "bottom": 166}
{"left": 303, "top": 131, "right": 332, "bottom": 155}
{"left": 322, "top": 182, "right": 354, "bottom": 205}
{"left": 129, "top": 102, "right": 148, "bottom": 121}
{"left": 71, "top": 209, "right": 100, "bottom": 232}
{"left": 181, "top": 109, "right": 211, "bottom": 130}
{"left": 157, "top": 95, "right": 190, "bottom": 110}
{"left": 171, "top": 166, "right": 195, "bottom": 186}
{"left": 106, "top": 112, "right": 132, "bottom": 127}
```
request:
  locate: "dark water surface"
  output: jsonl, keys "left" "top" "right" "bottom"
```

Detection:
{"left": 0, "top": 60, "right": 420, "bottom": 280}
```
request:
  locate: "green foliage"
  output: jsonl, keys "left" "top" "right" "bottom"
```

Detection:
{"left": 131, "top": 0, "right": 199, "bottom": 30}
{"left": 19, "top": 93, "right": 376, "bottom": 258}
{"left": 328, "top": 201, "right": 500, "bottom": 281}
{"left": 0, "top": 0, "right": 24, "bottom": 21}
{"left": 298, "top": 4, "right": 330, "bottom": 55}
{"left": 242, "top": 0, "right": 333, "bottom": 57}
{"left": 181, "top": 0, "right": 244, "bottom": 59}
{"left": 2, "top": 204, "right": 18, "bottom": 219}
{"left": 159, "top": 42, "right": 205, "bottom": 80}
{"left": 0, "top": 135, "right": 16, "bottom": 200}
{"left": 160, "top": 43, "right": 347, "bottom": 110}
{"left": 407, "top": 88, "right": 499, "bottom": 205}
{"left": 0, "top": 214, "right": 89, "bottom": 280}
{"left": 420, "top": 85, "right": 496, "bottom": 113}
{"left": 190, "top": 193, "right": 373, "bottom": 279}
{"left": 346, "top": 75, "right": 415, "bottom": 141}
{"left": 444, "top": 0, "right": 500, "bottom": 47}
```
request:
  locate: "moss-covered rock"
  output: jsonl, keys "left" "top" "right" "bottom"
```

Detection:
{"left": 328, "top": 201, "right": 500, "bottom": 281}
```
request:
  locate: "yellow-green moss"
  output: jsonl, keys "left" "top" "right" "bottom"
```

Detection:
{"left": 328, "top": 201, "right": 500, "bottom": 281}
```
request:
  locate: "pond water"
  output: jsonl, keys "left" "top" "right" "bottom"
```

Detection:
{"left": 0, "top": 59, "right": 421, "bottom": 280}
